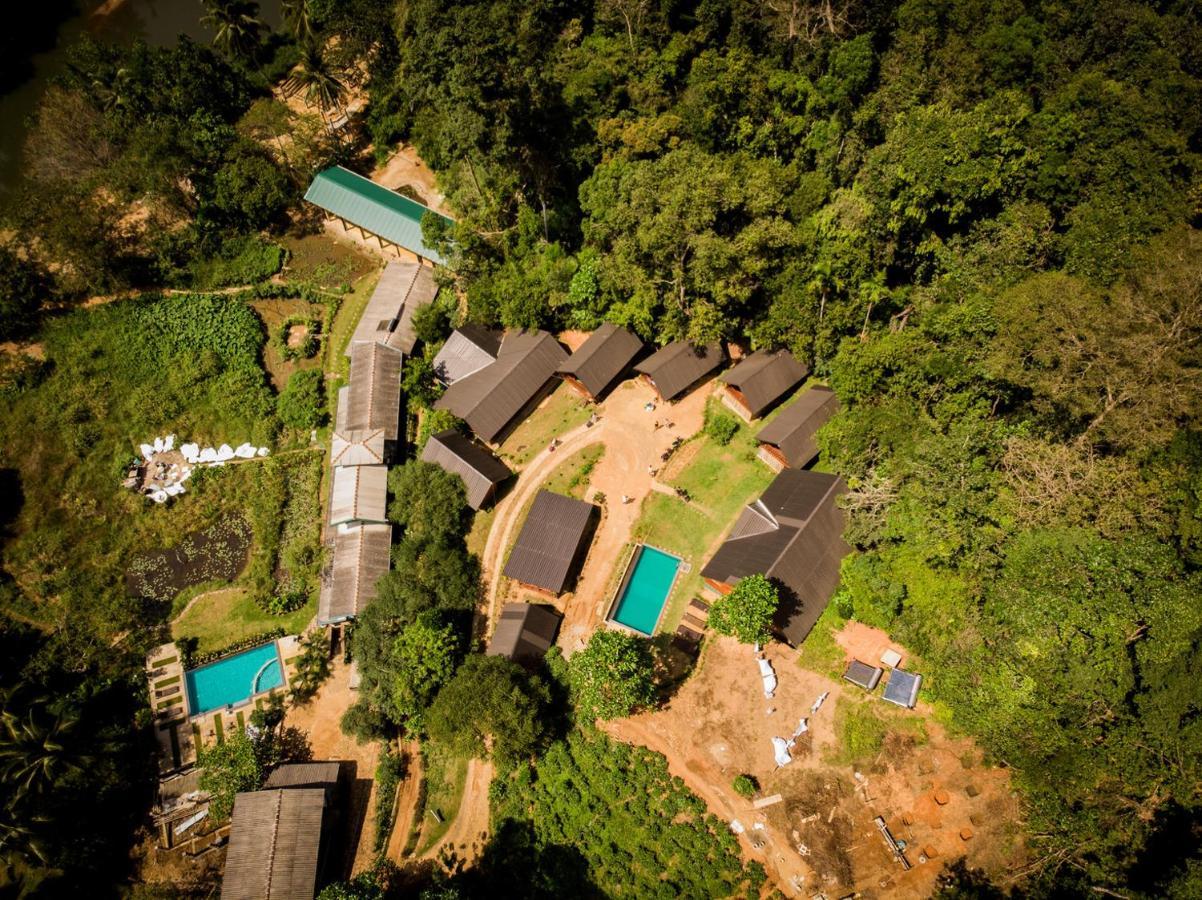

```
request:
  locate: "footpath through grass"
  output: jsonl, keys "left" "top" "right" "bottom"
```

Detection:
{"left": 496, "top": 385, "right": 592, "bottom": 468}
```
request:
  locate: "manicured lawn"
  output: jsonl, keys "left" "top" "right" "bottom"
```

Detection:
{"left": 171, "top": 587, "right": 314, "bottom": 654}
{"left": 631, "top": 409, "right": 774, "bottom": 633}
{"left": 416, "top": 742, "right": 469, "bottom": 855}
{"left": 327, "top": 270, "right": 381, "bottom": 371}
{"left": 496, "top": 385, "right": 592, "bottom": 469}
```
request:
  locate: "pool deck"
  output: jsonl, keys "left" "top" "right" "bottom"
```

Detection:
{"left": 605, "top": 543, "right": 682, "bottom": 637}
{"left": 146, "top": 635, "right": 302, "bottom": 773}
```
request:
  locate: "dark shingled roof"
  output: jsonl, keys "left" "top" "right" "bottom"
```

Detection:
{"left": 344, "top": 342, "right": 403, "bottom": 442}
{"left": 843, "top": 660, "right": 883, "bottom": 691}
{"left": 502, "top": 490, "right": 595, "bottom": 593}
{"left": 487, "top": 602, "right": 563, "bottom": 665}
{"left": 634, "top": 341, "right": 724, "bottom": 400}
{"left": 431, "top": 325, "right": 501, "bottom": 385}
{"left": 756, "top": 386, "right": 839, "bottom": 469}
{"left": 700, "top": 469, "right": 848, "bottom": 646}
{"left": 557, "top": 323, "right": 645, "bottom": 398}
{"left": 721, "top": 350, "right": 809, "bottom": 418}
{"left": 346, "top": 261, "right": 438, "bottom": 356}
{"left": 420, "top": 430, "right": 511, "bottom": 510}
{"left": 222, "top": 787, "right": 327, "bottom": 900}
{"left": 882, "top": 670, "right": 922, "bottom": 708}
{"left": 435, "top": 330, "right": 568, "bottom": 443}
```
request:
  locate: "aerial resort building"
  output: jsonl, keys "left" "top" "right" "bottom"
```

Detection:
{"left": 487, "top": 602, "right": 564, "bottom": 667}
{"left": 435, "top": 330, "right": 568, "bottom": 444}
{"left": 556, "top": 323, "right": 646, "bottom": 401}
{"left": 431, "top": 324, "right": 503, "bottom": 386}
{"left": 502, "top": 490, "right": 597, "bottom": 595}
{"left": 304, "top": 165, "right": 453, "bottom": 264}
{"left": 221, "top": 762, "right": 343, "bottom": 900}
{"left": 346, "top": 259, "right": 439, "bottom": 355}
{"left": 701, "top": 469, "right": 849, "bottom": 646}
{"left": 755, "top": 385, "right": 840, "bottom": 471}
{"left": 634, "top": 340, "right": 725, "bottom": 402}
{"left": 719, "top": 349, "right": 809, "bottom": 421}
{"left": 420, "top": 429, "right": 512, "bottom": 510}
{"left": 318, "top": 522, "right": 393, "bottom": 625}
{"left": 328, "top": 465, "right": 389, "bottom": 527}
{"left": 343, "top": 341, "right": 404, "bottom": 460}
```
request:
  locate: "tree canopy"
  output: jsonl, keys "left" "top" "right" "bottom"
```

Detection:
{"left": 708, "top": 574, "right": 780, "bottom": 645}
{"left": 566, "top": 630, "right": 655, "bottom": 722}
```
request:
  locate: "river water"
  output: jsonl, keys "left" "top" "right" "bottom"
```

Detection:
{"left": 0, "top": 0, "right": 282, "bottom": 195}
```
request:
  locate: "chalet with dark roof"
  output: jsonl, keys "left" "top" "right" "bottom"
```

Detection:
{"left": 435, "top": 330, "right": 568, "bottom": 444}
{"left": 502, "top": 490, "right": 596, "bottom": 594}
{"left": 755, "top": 386, "right": 839, "bottom": 471}
{"left": 432, "top": 324, "right": 502, "bottom": 386}
{"left": 700, "top": 469, "right": 848, "bottom": 646}
{"left": 487, "top": 602, "right": 563, "bottom": 666}
{"left": 720, "top": 349, "right": 809, "bottom": 420}
{"left": 557, "top": 323, "right": 645, "bottom": 401}
{"left": 420, "top": 429, "right": 512, "bottom": 510}
{"left": 634, "top": 341, "right": 724, "bottom": 401}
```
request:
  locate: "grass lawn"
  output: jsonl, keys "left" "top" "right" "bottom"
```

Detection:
{"left": 632, "top": 408, "right": 774, "bottom": 633}
{"left": 495, "top": 385, "right": 592, "bottom": 469}
{"left": 326, "top": 270, "right": 382, "bottom": 372}
{"left": 171, "top": 587, "right": 315, "bottom": 654}
{"left": 416, "top": 742, "right": 469, "bottom": 855}
{"left": 795, "top": 604, "right": 849, "bottom": 680}
{"left": 826, "top": 694, "right": 928, "bottom": 767}
{"left": 466, "top": 505, "right": 496, "bottom": 559}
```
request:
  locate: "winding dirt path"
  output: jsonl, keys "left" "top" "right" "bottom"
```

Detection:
{"left": 384, "top": 741, "right": 423, "bottom": 863}
{"left": 421, "top": 759, "right": 495, "bottom": 867}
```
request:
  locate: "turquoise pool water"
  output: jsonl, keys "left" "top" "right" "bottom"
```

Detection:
{"left": 185, "top": 642, "right": 283, "bottom": 715}
{"left": 610, "top": 545, "right": 681, "bottom": 635}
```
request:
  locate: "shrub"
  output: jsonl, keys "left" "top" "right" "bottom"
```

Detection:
{"left": 192, "top": 234, "right": 286, "bottom": 288}
{"left": 274, "top": 314, "right": 321, "bottom": 361}
{"left": 277, "top": 369, "right": 326, "bottom": 429}
{"left": 732, "top": 774, "right": 758, "bottom": 799}
{"left": 198, "top": 730, "right": 262, "bottom": 821}
{"left": 341, "top": 699, "right": 389, "bottom": 744}
{"left": 373, "top": 749, "right": 408, "bottom": 851}
{"left": 703, "top": 405, "right": 740, "bottom": 446}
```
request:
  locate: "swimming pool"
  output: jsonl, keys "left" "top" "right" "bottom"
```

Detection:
{"left": 609, "top": 545, "right": 681, "bottom": 635}
{"left": 185, "top": 642, "right": 284, "bottom": 716}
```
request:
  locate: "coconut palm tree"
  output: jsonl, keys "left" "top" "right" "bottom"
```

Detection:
{"left": 281, "top": 0, "right": 313, "bottom": 43}
{"left": 0, "top": 696, "right": 87, "bottom": 807}
{"left": 294, "top": 41, "right": 347, "bottom": 130}
{"left": 201, "top": 0, "right": 265, "bottom": 62}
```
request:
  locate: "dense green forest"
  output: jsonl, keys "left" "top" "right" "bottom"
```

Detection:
{"left": 0, "top": 0, "right": 1200, "bottom": 896}
{"left": 363, "top": 1, "right": 1201, "bottom": 893}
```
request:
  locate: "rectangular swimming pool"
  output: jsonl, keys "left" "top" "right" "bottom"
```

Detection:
{"left": 185, "top": 642, "right": 284, "bottom": 716}
{"left": 609, "top": 544, "right": 681, "bottom": 636}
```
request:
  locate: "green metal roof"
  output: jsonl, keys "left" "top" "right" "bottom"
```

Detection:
{"left": 303, "top": 166, "right": 452, "bottom": 264}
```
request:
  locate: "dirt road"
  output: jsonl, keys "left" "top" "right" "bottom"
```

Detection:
{"left": 421, "top": 758, "right": 495, "bottom": 867}
{"left": 384, "top": 741, "right": 423, "bottom": 863}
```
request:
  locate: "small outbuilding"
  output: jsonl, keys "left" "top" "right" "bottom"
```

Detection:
{"left": 502, "top": 490, "right": 597, "bottom": 594}
{"left": 330, "top": 387, "right": 387, "bottom": 467}
{"left": 432, "top": 325, "right": 502, "bottom": 386}
{"left": 346, "top": 260, "right": 439, "bottom": 356}
{"left": 344, "top": 341, "right": 404, "bottom": 447}
{"left": 420, "top": 429, "right": 512, "bottom": 510}
{"left": 843, "top": 660, "right": 884, "bottom": 691}
{"left": 882, "top": 669, "right": 923, "bottom": 708}
{"left": 755, "top": 385, "right": 839, "bottom": 470}
{"left": 435, "top": 330, "right": 568, "bottom": 444}
{"left": 720, "top": 349, "right": 809, "bottom": 421}
{"left": 634, "top": 340, "right": 725, "bottom": 401}
{"left": 556, "top": 323, "right": 645, "bottom": 401}
{"left": 487, "top": 602, "right": 563, "bottom": 666}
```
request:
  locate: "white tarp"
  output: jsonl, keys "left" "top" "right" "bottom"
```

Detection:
{"left": 164, "top": 434, "right": 175, "bottom": 451}
{"left": 772, "top": 737, "right": 792, "bottom": 767}
{"left": 180, "top": 467, "right": 193, "bottom": 481}
{"left": 758, "top": 658, "right": 778, "bottom": 698}
{"left": 198, "top": 447, "right": 218, "bottom": 463}
{"left": 234, "top": 443, "right": 256, "bottom": 459}
{"left": 811, "top": 691, "right": 829, "bottom": 715}
{"left": 216, "top": 444, "right": 235, "bottom": 461}
{"left": 140, "top": 443, "right": 155, "bottom": 460}
{"left": 792, "top": 718, "right": 809, "bottom": 738}
{"left": 150, "top": 490, "right": 168, "bottom": 504}
{"left": 256, "top": 447, "right": 269, "bottom": 457}
{"left": 164, "top": 483, "right": 184, "bottom": 496}
{"left": 153, "top": 436, "right": 164, "bottom": 453}
{"left": 181, "top": 442, "right": 199, "bottom": 461}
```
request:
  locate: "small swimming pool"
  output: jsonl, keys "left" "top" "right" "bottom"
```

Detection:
{"left": 185, "top": 642, "right": 283, "bottom": 716}
{"left": 609, "top": 545, "right": 681, "bottom": 635}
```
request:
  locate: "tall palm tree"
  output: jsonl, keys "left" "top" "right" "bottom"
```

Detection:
{"left": 201, "top": 0, "right": 265, "bottom": 62}
{"left": 294, "top": 42, "right": 347, "bottom": 130}
{"left": 281, "top": 0, "right": 313, "bottom": 43}
{"left": 0, "top": 696, "right": 87, "bottom": 806}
